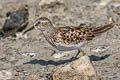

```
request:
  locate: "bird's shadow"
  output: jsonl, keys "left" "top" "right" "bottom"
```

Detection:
{"left": 23, "top": 58, "right": 72, "bottom": 66}
{"left": 24, "top": 54, "right": 111, "bottom": 66}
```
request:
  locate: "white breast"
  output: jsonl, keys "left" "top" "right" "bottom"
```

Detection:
{"left": 44, "top": 34, "right": 87, "bottom": 51}
{"left": 54, "top": 41, "right": 88, "bottom": 51}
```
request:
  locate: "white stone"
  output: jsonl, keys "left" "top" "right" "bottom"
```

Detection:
{"left": 91, "top": 45, "right": 109, "bottom": 53}
{"left": 39, "top": 0, "right": 63, "bottom": 6}
{"left": 16, "top": 32, "right": 28, "bottom": 39}
{"left": 22, "top": 52, "right": 36, "bottom": 57}
{"left": 52, "top": 50, "right": 76, "bottom": 58}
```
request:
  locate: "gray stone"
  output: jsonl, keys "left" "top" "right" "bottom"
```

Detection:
{"left": 52, "top": 56, "right": 99, "bottom": 80}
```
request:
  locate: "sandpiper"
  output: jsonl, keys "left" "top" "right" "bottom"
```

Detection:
{"left": 23, "top": 17, "right": 114, "bottom": 59}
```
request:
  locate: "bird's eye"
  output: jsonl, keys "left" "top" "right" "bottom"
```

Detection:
{"left": 71, "top": 29, "right": 74, "bottom": 32}
{"left": 38, "top": 21, "right": 40, "bottom": 24}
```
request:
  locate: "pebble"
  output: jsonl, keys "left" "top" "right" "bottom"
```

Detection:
{"left": 91, "top": 45, "right": 110, "bottom": 53}
{"left": 22, "top": 52, "right": 36, "bottom": 57}
{"left": 52, "top": 50, "right": 76, "bottom": 58}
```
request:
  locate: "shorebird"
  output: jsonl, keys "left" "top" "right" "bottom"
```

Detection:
{"left": 0, "top": 5, "right": 29, "bottom": 38}
{"left": 23, "top": 17, "right": 114, "bottom": 59}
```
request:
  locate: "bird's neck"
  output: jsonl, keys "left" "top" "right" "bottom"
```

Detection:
{"left": 40, "top": 24, "right": 55, "bottom": 37}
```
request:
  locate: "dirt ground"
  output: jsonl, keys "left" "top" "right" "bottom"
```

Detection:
{"left": 0, "top": 0, "right": 120, "bottom": 80}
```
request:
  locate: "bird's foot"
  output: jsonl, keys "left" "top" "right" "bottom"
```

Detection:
{"left": 81, "top": 50, "right": 86, "bottom": 56}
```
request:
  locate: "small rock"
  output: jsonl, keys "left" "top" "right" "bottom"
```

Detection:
{"left": 52, "top": 56, "right": 99, "bottom": 80}
{"left": 39, "top": 0, "right": 63, "bottom": 6}
{"left": 52, "top": 50, "right": 76, "bottom": 58}
{"left": 0, "top": 70, "right": 12, "bottom": 80}
{"left": 22, "top": 52, "right": 36, "bottom": 57}
{"left": 91, "top": 45, "right": 109, "bottom": 53}
{"left": 16, "top": 32, "right": 28, "bottom": 39}
{"left": 52, "top": 53, "right": 69, "bottom": 58}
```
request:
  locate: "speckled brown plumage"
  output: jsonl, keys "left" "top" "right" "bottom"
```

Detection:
{"left": 51, "top": 24, "right": 113, "bottom": 45}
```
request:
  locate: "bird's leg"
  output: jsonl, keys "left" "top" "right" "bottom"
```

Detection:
{"left": 71, "top": 49, "right": 86, "bottom": 60}
{"left": 74, "top": 50, "right": 81, "bottom": 58}
{"left": 75, "top": 49, "right": 86, "bottom": 58}
{"left": 80, "top": 49, "right": 86, "bottom": 56}
{"left": 71, "top": 50, "right": 80, "bottom": 60}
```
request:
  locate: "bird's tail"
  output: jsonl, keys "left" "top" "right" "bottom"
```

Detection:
{"left": 92, "top": 17, "right": 114, "bottom": 36}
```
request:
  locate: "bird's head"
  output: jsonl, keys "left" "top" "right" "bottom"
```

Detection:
{"left": 33, "top": 17, "right": 54, "bottom": 34}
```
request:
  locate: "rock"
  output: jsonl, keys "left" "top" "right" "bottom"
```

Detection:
{"left": 52, "top": 52, "right": 69, "bottom": 58}
{"left": 91, "top": 45, "right": 109, "bottom": 53}
{"left": 52, "top": 50, "right": 76, "bottom": 58}
{"left": 39, "top": 0, "right": 63, "bottom": 6}
{"left": 1, "top": 5, "right": 29, "bottom": 37}
{"left": 16, "top": 32, "right": 28, "bottom": 39}
{"left": 22, "top": 52, "right": 36, "bottom": 57}
{"left": 52, "top": 56, "right": 99, "bottom": 80}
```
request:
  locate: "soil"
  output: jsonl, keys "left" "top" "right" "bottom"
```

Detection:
{"left": 0, "top": 0, "right": 120, "bottom": 80}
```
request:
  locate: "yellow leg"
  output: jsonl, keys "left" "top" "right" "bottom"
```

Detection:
{"left": 74, "top": 49, "right": 86, "bottom": 58}
{"left": 71, "top": 49, "right": 86, "bottom": 60}
{"left": 80, "top": 50, "right": 86, "bottom": 56}
{"left": 74, "top": 50, "right": 80, "bottom": 58}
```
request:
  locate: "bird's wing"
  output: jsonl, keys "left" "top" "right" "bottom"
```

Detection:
{"left": 76, "top": 24, "right": 113, "bottom": 41}
{"left": 51, "top": 24, "right": 113, "bottom": 45}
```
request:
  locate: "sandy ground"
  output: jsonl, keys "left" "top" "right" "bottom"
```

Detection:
{"left": 0, "top": 0, "right": 120, "bottom": 80}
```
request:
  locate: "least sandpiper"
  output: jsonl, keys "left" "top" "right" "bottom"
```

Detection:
{"left": 0, "top": 5, "right": 29, "bottom": 38}
{"left": 23, "top": 17, "right": 114, "bottom": 59}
